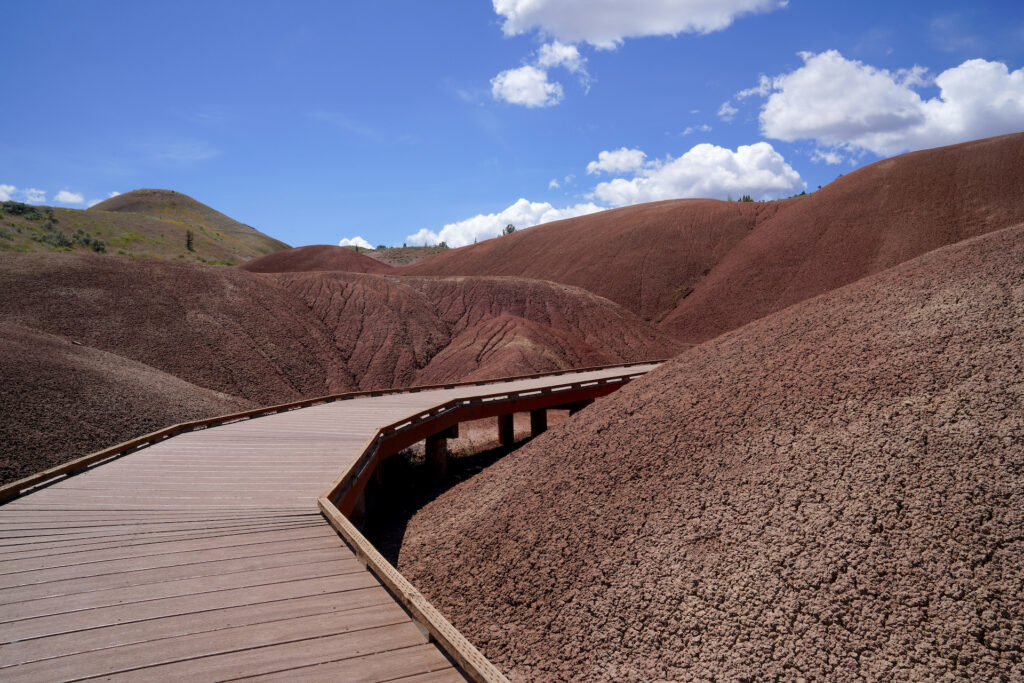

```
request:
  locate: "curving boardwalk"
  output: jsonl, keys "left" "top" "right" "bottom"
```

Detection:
{"left": 0, "top": 364, "right": 659, "bottom": 681}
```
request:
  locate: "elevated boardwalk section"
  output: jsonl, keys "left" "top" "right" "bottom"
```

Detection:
{"left": 0, "top": 363, "right": 659, "bottom": 681}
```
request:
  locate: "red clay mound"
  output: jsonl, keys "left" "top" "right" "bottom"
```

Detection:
{"left": 397, "top": 223, "right": 1024, "bottom": 680}
{"left": 416, "top": 314, "right": 614, "bottom": 384}
{"left": 240, "top": 245, "right": 395, "bottom": 274}
{"left": 660, "top": 132, "right": 1024, "bottom": 342}
{"left": 403, "top": 199, "right": 781, "bottom": 322}
{"left": 270, "top": 272, "right": 682, "bottom": 389}
{"left": 399, "top": 276, "right": 680, "bottom": 360}
{"left": 270, "top": 271, "right": 451, "bottom": 390}
{"left": 0, "top": 253, "right": 355, "bottom": 405}
{"left": 0, "top": 322, "right": 251, "bottom": 484}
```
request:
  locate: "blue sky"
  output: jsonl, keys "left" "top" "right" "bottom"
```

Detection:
{"left": 2, "top": 1, "right": 1023, "bottom": 248}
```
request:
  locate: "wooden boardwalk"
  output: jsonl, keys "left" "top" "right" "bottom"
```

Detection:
{"left": 0, "top": 364, "right": 659, "bottom": 681}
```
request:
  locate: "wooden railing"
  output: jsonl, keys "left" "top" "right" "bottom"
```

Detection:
{"left": 0, "top": 360, "right": 662, "bottom": 682}
{"left": 316, "top": 368, "right": 652, "bottom": 683}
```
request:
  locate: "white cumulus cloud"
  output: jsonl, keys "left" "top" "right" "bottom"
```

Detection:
{"left": 682, "top": 124, "right": 712, "bottom": 136}
{"left": 407, "top": 198, "right": 604, "bottom": 248}
{"left": 537, "top": 41, "right": 585, "bottom": 73}
{"left": 0, "top": 184, "right": 15, "bottom": 201}
{"left": 493, "top": 0, "right": 787, "bottom": 48}
{"left": 339, "top": 236, "right": 373, "bottom": 250}
{"left": 23, "top": 188, "right": 45, "bottom": 204}
{"left": 54, "top": 190, "right": 85, "bottom": 205}
{"left": 491, "top": 65, "right": 564, "bottom": 107}
{"left": 548, "top": 178, "right": 560, "bottom": 189}
{"left": 757, "top": 51, "right": 1024, "bottom": 156}
{"left": 586, "top": 147, "right": 647, "bottom": 174}
{"left": 592, "top": 142, "right": 803, "bottom": 206}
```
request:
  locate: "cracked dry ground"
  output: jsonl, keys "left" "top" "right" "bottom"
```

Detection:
{"left": 397, "top": 223, "right": 1024, "bottom": 681}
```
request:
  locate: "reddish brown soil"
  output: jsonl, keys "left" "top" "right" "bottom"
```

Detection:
{"left": 0, "top": 322, "right": 251, "bottom": 484}
{"left": 397, "top": 223, "right": 1024, "bottom": 680}
{"left": 240, "top": 245, "right": 395, "bottom": 274}
{"left": 403, "top": 199, "right": 781, "bottom": 323}
{"left": 1, "top": 255, "right": 676, "bottom": 484}
{"left": 271, "top": 272, "right": 681, "bottom": 389}
{"left": 0, "top": 253, "right": 355, "bottom": 406}
{"left": 660, "top": 132, "right": 1024, "bottom": 342}
{"left": 400, "top": 276, "right": 680, "bottom": 381}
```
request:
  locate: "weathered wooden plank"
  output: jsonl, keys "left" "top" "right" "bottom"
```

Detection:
{"left": 0, "top": 574, "right": 381, "bottom": 644}
{"left": 238, "top": 643, "right": 459, "bottom": 682}
{"left": 0, "top": 534, "right": 339, "bottom": 588}
{"left": 96, "top": 622, "right": 429, "bottom": 682}
{"left": 0, "top": 558, "right": 364, "bottom": 623}
{"left": 0, "top": 585, "right": 394, "bottom": 666}
{"left": 2, "top": 606, "right": 417, "bottom": 681}
{"left": 0, "top": 547, "right": 349, "bottom": 604}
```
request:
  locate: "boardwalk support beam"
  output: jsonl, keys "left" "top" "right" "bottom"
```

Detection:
{"left": 498, "top": 413, "right": 515, "bottom": 447}
{"left": 425, "top": 424, "right": 458, "bottom": 480}
{"left": 530, "top": 409, "right": 547, "bottom": 437}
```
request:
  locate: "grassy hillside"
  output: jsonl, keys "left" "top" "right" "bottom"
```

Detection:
{"left": 1, "top": 189, "right": 290, "bottom": 265}
{"left": 91, "top": 189, "right": 290, "bottom": 258}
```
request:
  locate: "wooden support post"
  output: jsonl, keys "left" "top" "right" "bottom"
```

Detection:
{"left": 530, "top": 408, "right": 547, "bottom": 437}
{"left": 498, "top": 413, "right": 515, "bottom": 447}
{"left": 425, "top": 434, "right": 448, "bottom": 480}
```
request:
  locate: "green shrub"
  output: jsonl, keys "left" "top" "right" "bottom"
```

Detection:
{"left": 2, "top": 201, "right": 45, "bottom": 220}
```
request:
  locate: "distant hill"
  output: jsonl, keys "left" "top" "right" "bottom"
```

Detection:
{"left": 91, "top": 188, "right": 290, "bottom": 259}
{"left": 404, "top": 199, "right": 782, "bottom": 323}
{"left": 0, "top": 189, "right": 290, "bottom": 265}
{"left": 366, "top": 245, "right": 451, "bottom": 266}
{"left": 405, "top": 133, "right": 1024, "bottom": 343}
{"left": 240, "top": 244, "right": 394, "bottom": 274}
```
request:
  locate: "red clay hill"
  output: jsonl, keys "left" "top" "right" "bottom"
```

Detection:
{"left": 0, "top": 253, "right": 679, "bottom": 485}
{"left": 240, "top": 244, "right": 395, "bottom": 274}
{"left": 398, "top": 221, "right": 1024, "bottom": 680}
{"left": 404, "top": 133, "right": 1024, "bottom": 343}
{"left": 405, "top": 199, "right": 783, "bottom": 323}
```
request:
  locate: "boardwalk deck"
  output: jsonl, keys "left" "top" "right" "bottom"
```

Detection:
{"left": 0, "top": 364, "right": 659, "bottom": 681}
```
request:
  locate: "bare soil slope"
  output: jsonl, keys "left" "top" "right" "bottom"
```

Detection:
{"left": 0, "top": 253, "right": 354, "bottom": 405}
{"left": 661, "top": 132, "right": 1024, "bottom": 342}
{"left": 240, "top": 245, "right": 395, "bottom": 274}
{"left": 397, "top": 223, "right": 1024, "bottom": 680}
{"left": 272, "top": 272, "right": 681, "bottom": 389}
{"left": 404, "top": 199, "right": 781, "bottom": 322}
{"left": 91, "top": 188, "right": 290, "bottom": 258}
{"left": 1, "top": 254, "right": 677, "bottom": 484}
{"left": 0, "top": 323, "right": 252, "bottom": 484}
